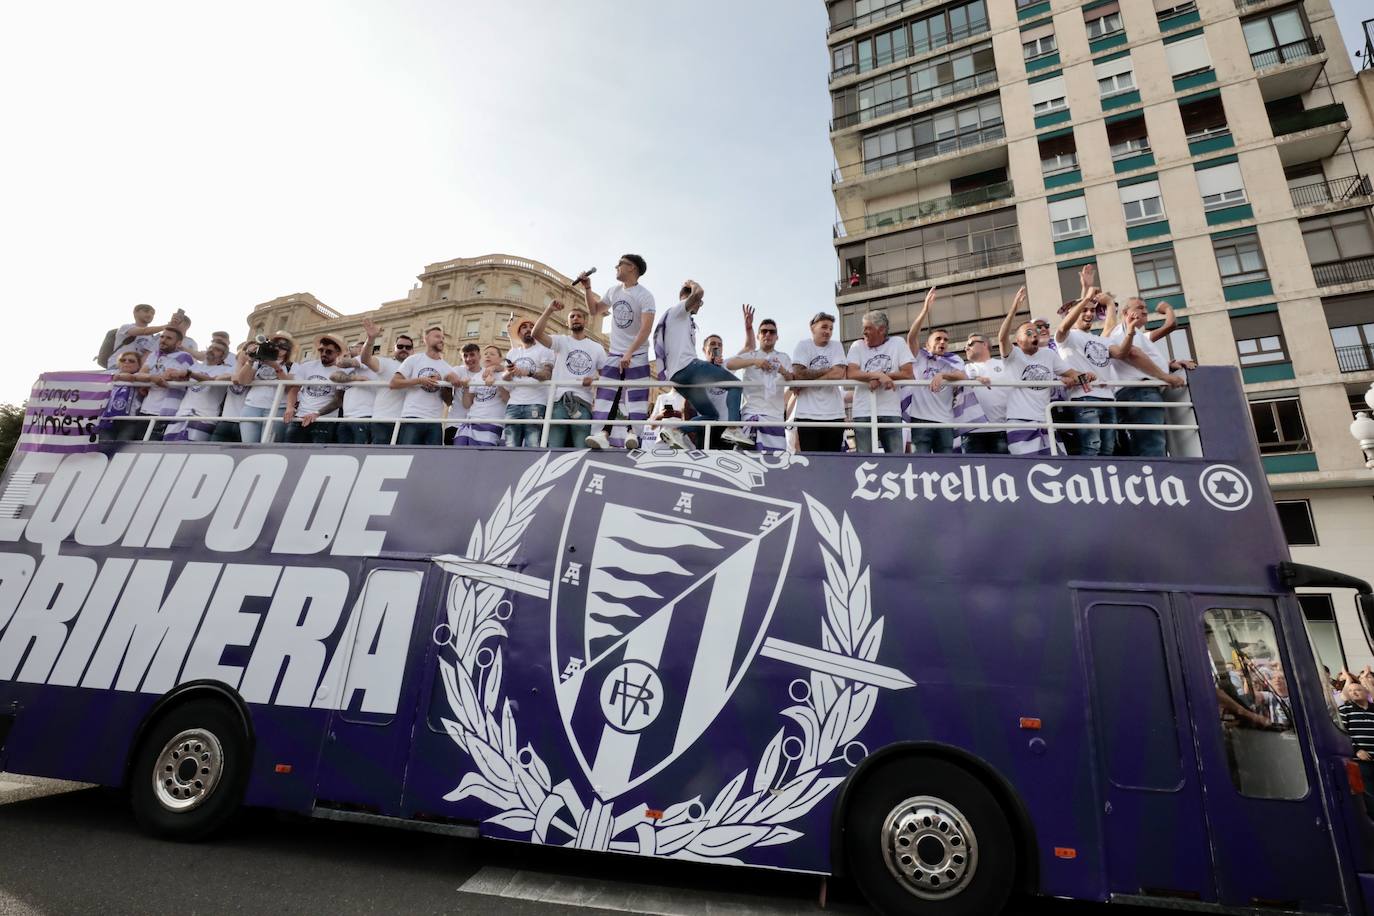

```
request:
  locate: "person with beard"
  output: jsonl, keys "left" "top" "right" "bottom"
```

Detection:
{"left": 165, "top": 339, "right": 233, "bottom": 442}
{"left": 996, "top": 287, "right": 1089, "bottom": 456}
{"left": 533, "top": 300, "right": 607, "bottom": 448}
{"left": 133, "top": 327, "right": 197, "bottom": 441}
{"left": 501, "top": 315, "right": 556, "bottom": 448}
{"left": 284, "top": 333, "right": 345, "bottom": 444}
{"left": 903, "top": 287, "right": 972, "bottom": 454}
{"left": 390, "top": 325, "right": 455, "bottom": 446}
{"left": 336, "top": 323, "right": 412, "bottom": 445}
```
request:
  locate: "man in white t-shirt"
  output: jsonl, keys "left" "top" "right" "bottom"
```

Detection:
{"left": 501, "top": 316, "right": 556, "bottom": 448}
{"left": 845, "top": 310, "right": 915, "bottom": 454}
{"left": 233, "top": 330, "right": 296, "bottom": 444}
{"left": 1055, "top": 266, "right": 1121, "bottom": 457}
{"left": 165, "top": 340, "right": 233, "bottom": 442}
{"left": 212, "top": 342, "right": 252, "bottom": 442}
{"left": 579, "top": 254, "right": 655, "bottom": 450}
{"left": 284, "top": 333, "right": 345, "bottom": 444}
{"left": 902, "top": 288, "right": 966, "bottom": 454}
{"left": 790, "top": 311, "right": 848, "bottom": 453}
{"left": 104, "top": 304, "right": 172, "bottom": 369}
{"left": 997, "top": 287, "right": 1089, "bottom": 456}
{"left": 533, "top": 300, "right": 608, "bottom": 448}
{"left": 959, "top": 333, "right": 1009, "bottom": 454}
{"left": 133, "top": 328, "right": 197, "bottom": 441}
{"left": 646, "top": 390, "right": 686, "bottom": 444}
{"left": 389, "top": 325, "right": 456, "bottom": 447}
{"left": 727, "top": 316, "right": 793, "bottom": 453}
{"left": 1102, "top": 297, "right": 1187, "bottom": 457}
{"left": 653, "top": 281, "right": 752, "bottom": 450}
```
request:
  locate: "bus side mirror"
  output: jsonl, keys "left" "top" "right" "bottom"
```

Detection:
{"left": 1360, "top": 594, "right": 1374, "bottom": 642}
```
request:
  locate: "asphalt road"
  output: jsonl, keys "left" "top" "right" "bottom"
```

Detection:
{"left": 0, "top": 774, "right": 1168, "bottom": 916}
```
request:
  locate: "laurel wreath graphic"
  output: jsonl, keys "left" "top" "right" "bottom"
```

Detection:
{"left": 436, "top": 454, "right": 885, "bottom": 863}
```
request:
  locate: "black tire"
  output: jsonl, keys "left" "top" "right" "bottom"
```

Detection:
{"left": 128, "top": 699, "right": 249, "bottom": 841}
{"left": 844, "top": 757, "right": 1016, "bottom": 916}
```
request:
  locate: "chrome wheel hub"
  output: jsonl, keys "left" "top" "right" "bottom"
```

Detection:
{"left": 152, "top": 729, "right": 223, "bottom": 812}
{"left": 881, "top": 795, "right": 977, "bottom": 899}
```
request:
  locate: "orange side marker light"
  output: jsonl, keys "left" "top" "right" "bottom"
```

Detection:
{"left": 1019, "top": 717, "right": 1042, "bottom": 730}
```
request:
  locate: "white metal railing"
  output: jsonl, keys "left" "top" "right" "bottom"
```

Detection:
{"left": 78, "top": 374, "right": 1198, "bottom": 454}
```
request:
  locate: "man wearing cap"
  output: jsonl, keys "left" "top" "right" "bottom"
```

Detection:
{"left": 235, "top": 330, "right": 296, "bottom": 444}
{"left": 501, "top": 315, "right": 556, "bottom": 448}
{"left": 284, "top": 333, "right": 345, "bottom": 444}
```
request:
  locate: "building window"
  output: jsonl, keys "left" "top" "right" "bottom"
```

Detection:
{"left": 1085, "top": 3, "right": 1123, "bottom": 40}
{"left": 1022, "top": 23, "right": 1056, "bottom": 61}
{"left": 1094, "top": 57, "right": 1136, "bottom": 98}
{"left": 1323, "top": 293, "right": 1374, "bottom": 372}
{"left": 1242, "top": 8, "right": 1310, "bottom": 58}
{"left": 436, "top": 283, "right": 450, "bottom": 301}
{"left": 1230, "top": 311, "right": 1288, "bottom": 366}
{"left": 840, "top": 207, "right": 1019, "bottom": 290}
{"left": 1214, "top": 231, "right": 1269, "bottom": 286}
{"left": 473, "top": 280, "right": 486, "bottom": 296}
{"left": 1165, "top": 33, "right": 1212, "bottom": 78}
{"left": 841, "top": 273, "right": 1027, "bottom": 347}
{"left": 1301, "top": 211, "right": 1374, "bottom": 284}
{"left": 860, "top": 97, "right": 1004, "bottom": 173}
{"left": 1049, "top": 196, "right": 1090, "bottom": 240}
{"left": 1039, "top": 132, "right": 1078, "bottom": 176}
{"left": 1196, "top": 161, "right": 1247, "bottom": 211}
{"left": 834, "top": 40, "right": 996, "bottom": 129}
{"left": 1155, "top": 0, "right": 1198, "bottom": 22}
{"left": 1058, "top": 260, "right": 1100, "bottom": 305}
{"left": 1030, "top": 75, "right": 1067, "bottom": 115}
{"left": 1276, "top": 500, "right": 1318, "bottom": 545}
{"left": 1299, "top": 594, "right": 1346, "bottom": 677}
{"left": 1180, "top": 95, "right": 1229, "bottom": 143}
{"left": 1134, "top": 247, "right": 1183, "bottom": 298}
{"left": 1156, "top": 324, "right": 1194, "bottom": 364}
{"left": 845, "top": 0, "right": 990, "bottom": 73}
{"left": 464, "top": 317, "right": 481, "bottom": 338}
{"left": 1107, "top": 115, "right": 1150, "bottom": 161}
{"left": 832, "top": 44, "right": 855, "bottom": 77}
{"left": 1120, "top": 180, "right": 1166, "bottom": 226}
{"left": 1248, "top": 396, "right": 1309, "bottom": 454}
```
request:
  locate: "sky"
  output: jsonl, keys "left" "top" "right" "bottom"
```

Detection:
{"left": 0, "top": 0, "right": 1368, "bottom": 404}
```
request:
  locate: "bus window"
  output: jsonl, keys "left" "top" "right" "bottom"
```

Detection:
{"left": 1203, "top": 608, "right": 1307, "bottom": 800}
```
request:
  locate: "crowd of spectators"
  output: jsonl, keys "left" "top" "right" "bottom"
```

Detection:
{"left": 94, "top": 261, "right": 1198, "bottom": 456}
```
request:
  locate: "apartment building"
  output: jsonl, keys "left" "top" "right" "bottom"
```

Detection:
{"left": 826, "top": 0, "right": 1374, "bottom": 667}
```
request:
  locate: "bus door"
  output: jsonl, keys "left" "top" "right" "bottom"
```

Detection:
{"left": 1078, "top": 590, "right": 1214, "bottom": 901}
{"left": 313, "top": 561, "right": 436, "bottom": 814}
{"left": 1178, "top": 595, "right": 1344, "bottom": 912}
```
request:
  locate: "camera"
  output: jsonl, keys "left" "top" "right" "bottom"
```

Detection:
{"left": 251, "top": 335, "right": 280, "bottom": 362}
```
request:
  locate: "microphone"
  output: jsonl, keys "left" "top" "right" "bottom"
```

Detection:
{"left": 574, "top": 266, "right": 597, "bottom": 287}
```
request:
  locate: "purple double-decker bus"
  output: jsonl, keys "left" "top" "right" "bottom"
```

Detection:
{"left": 1, "top": 366, "right": 1372, "bottom": 915}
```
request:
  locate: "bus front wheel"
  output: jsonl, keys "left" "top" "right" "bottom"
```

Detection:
{"left": 844, "top": 757, "right": 1016, "bottom": 916}
{"left": 129, "top": 699, "right": 247, "bottom": 841}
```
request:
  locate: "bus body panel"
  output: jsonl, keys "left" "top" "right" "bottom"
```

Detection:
{"left": 0, "top": 368, "right": 1366, "bottom": 910}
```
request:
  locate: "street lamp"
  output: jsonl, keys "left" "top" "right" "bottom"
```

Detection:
{"left": 1352, "top": 382, "right": 1374, "bottom": 470}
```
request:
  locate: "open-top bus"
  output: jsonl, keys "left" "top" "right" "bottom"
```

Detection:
{"left": 1, "top": 366, "right": 1373, "bottom": 915}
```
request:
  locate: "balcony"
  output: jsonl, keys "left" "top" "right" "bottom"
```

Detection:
{"left": 831, "top": 70, "right": 997, "bottom": 132}
{"left": 1289, "top": 174, "right": 1373, "bottom": 209}
{"left": 833, "top": 124, "right": 1007, "bottom": 200}
{"left": 1335, "top": 343, "right": 1374, "bottom": 373}
{"left": 836, "top": 242, "right": 1022, "bottom": 295}
{"left": 1250, "top": 35, "right": 1326, "bottom": 101}
{"left": 828, "top": 0, "right": 923, "bottom": 37}
{"left": 834, "top": 180, "right": 1015, "bottom": 238}
{"left": 1312, "top": 255, "right": 1374, "bottom": 288}
{"left": 1270, "top": 103, "right": 1348, "bottom": 166}
{"left": 829, "top": 17, "right": 991, "bottom": 82}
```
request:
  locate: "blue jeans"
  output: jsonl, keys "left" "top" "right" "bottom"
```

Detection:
{"left": 239, "top": 404, "right": 286, "bottom": 444}
{"left": 335, "top": 420, "right": 372, "bottom": 445}
{"left": 287, "top": 420, "right": 336, "bottom": 444}
{"left": 671, "top": 360, "right": 742, "bottom": 446}
{"left": 371, "top": 422, "right": 397, "bottom": 445}
{"left": 210, "top": 421, "right": 240, "bottom": 442}
{"left": 909, "top": 423, "right": 954, "bottom": 454}
{"left": 504, "top": 404, "right": 547, "bottom": 448}
{"left": 398, "top": 421, "right": 442, "bottom": 446}
{"left": 1118, "top": 387, "right": 1166, "bottom": 457}
{"left": 962, "top": 431, "right": 1008, "bottom": 454}
{"left": 854, "top": 417, "right": 904, "bottom": 455}
{"left": 1063, "top": 400, "right": 1116, "bottom": 458}
{"left": 548, "top": 396, "right": 592, "bottom": 448}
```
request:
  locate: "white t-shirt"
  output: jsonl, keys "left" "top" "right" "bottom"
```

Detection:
{"left": 906, "top": 350, "right": 964, "bottom": 422}
{"left": 367, "top": 356, "right": 404, "bottom": 421}
{"left": 447, "top": 365, "right": 473, "bottom": 421}
{"left": 1059, "top": 328, "right": 1117, "bottom": 398}
{"left": 738, "top": 348, "right": 791, "bottom": 420}
{"left": 243, "top": 361, "right": 290, "bottom": 410}
{"left": 178, "top": 363, "right": 233, "bottom": 417}
{"left": 965, "top": 359, "right": 1009, "bottom": 425}
{"left": 1004, "top": 346, "right": 1069, "bottom": 421}
{"left": 339, "top": 366, "right": 372, "bottom": 419}
{"left": 107, "top": 324, "right": 159, "bottom": 368}
{"left": 846, "top": 337, "right": 915, "bottom": 419}
{"left": 646, "top": 391, "right": 686, "bottom": 443}
{"left": 1105, "top": 324, "right": 1169, "bottom": 382}
{"left": 397, "top": 352, "right": 454, "bottom": 419}
{"left": 138, "top": 349, "right": 195, "bottom": 415}
{"left": 465, "top": 370, "right": 506, "bottom": 421}
{"left": 550, "top": 335, "right": 607, "bottom": 402}
{"left": 291, "top": 359, "right": 340, "bottom": 415}
{"left": 222, "top": 375, "right": 250, "bottom": 421}
{"left": 504, "top": 343, "right": 556, "bottom": 408}
{"left": 790, "top": 338, "right": 846, "bottom": 420}
{"left": 603, "top": 282, "right": 656, "bottom": 356}
{"left": 659, "top": 303, "right": 698, "bottom": 379}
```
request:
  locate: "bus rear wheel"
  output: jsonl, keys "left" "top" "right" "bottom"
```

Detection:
{"left": 845, "top": 757, "right": 1015, "bottom": 916}
{"left": 129, "top": 699, "right": 247, "bottom": 841}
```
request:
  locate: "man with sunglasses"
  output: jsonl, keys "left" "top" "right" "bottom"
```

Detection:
{"left": 727, "top": 314, "right": 793, "bottom": 452}
{"left": 1055, "top": 265, "right": 1119, "bottom": 457}
{"left": 790, "top": 311, "right": 848, "bottom": 452}
{"left": 578, "top": 254, "right": 654, "bottom": 450}
{"left": 284, "top": 333, "right": 345, "bottom": 444}
{"left": 653, "top": 281, "right": 753, "bottom": 450}
{"left": 903, "top": 287, "right": 970, "bottom": 454}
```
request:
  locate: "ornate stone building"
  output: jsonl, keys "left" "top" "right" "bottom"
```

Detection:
{"left": 244, "top": 254, "right": 605, "bottom": 361}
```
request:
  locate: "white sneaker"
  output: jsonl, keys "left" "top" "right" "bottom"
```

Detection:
{"left": 624, "top": 432, "right": 640, "bottom": 450}
{"left": 660, "top": 427, "right": 690, "bottom": 450}
{"left": 584, "top": 432, "right": 610, "bottom": 450}
{"left": 721, "top": 427, "right": 755, "bottom": 447}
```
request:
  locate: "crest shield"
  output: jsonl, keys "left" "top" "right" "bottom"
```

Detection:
{"left": 550, "top": 460, "right": 799, "bottom": 799}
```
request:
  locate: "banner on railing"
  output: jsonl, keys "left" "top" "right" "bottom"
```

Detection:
{"left": 19, "top": 371, "right": 112, "bottom": 454}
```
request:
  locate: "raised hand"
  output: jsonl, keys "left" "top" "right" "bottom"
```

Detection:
{"left": 1080, "top": 264, "right": 1095, "bottom": 292}
{"left": 742, "top": 303, "right": 755, "bottom": 328}
{"left": 362, "top": 317, "right": 382, "bottom": 339}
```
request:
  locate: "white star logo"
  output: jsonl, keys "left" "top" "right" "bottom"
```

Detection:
{"left": 1199, "top": 464, "right": 1252, "bottom": 511}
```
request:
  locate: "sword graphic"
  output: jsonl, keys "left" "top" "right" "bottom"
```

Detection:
{"left": 434, "top": 555, "right": 917, "bottom": 692}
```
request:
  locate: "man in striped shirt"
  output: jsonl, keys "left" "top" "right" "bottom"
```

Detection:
{"left": 1339, "top": 681, "right": 1374, "bottom": 816}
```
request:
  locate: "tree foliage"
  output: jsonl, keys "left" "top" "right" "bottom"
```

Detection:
{"left": 0, "top": 404, "right": 23, "bottom": 479}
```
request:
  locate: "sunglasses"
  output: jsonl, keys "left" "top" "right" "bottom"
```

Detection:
{"left": 760, "top": 327, "right": 778, "bottom": 334}
{"left": 395, "top": 343, "right": 414, "bottom": 350}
